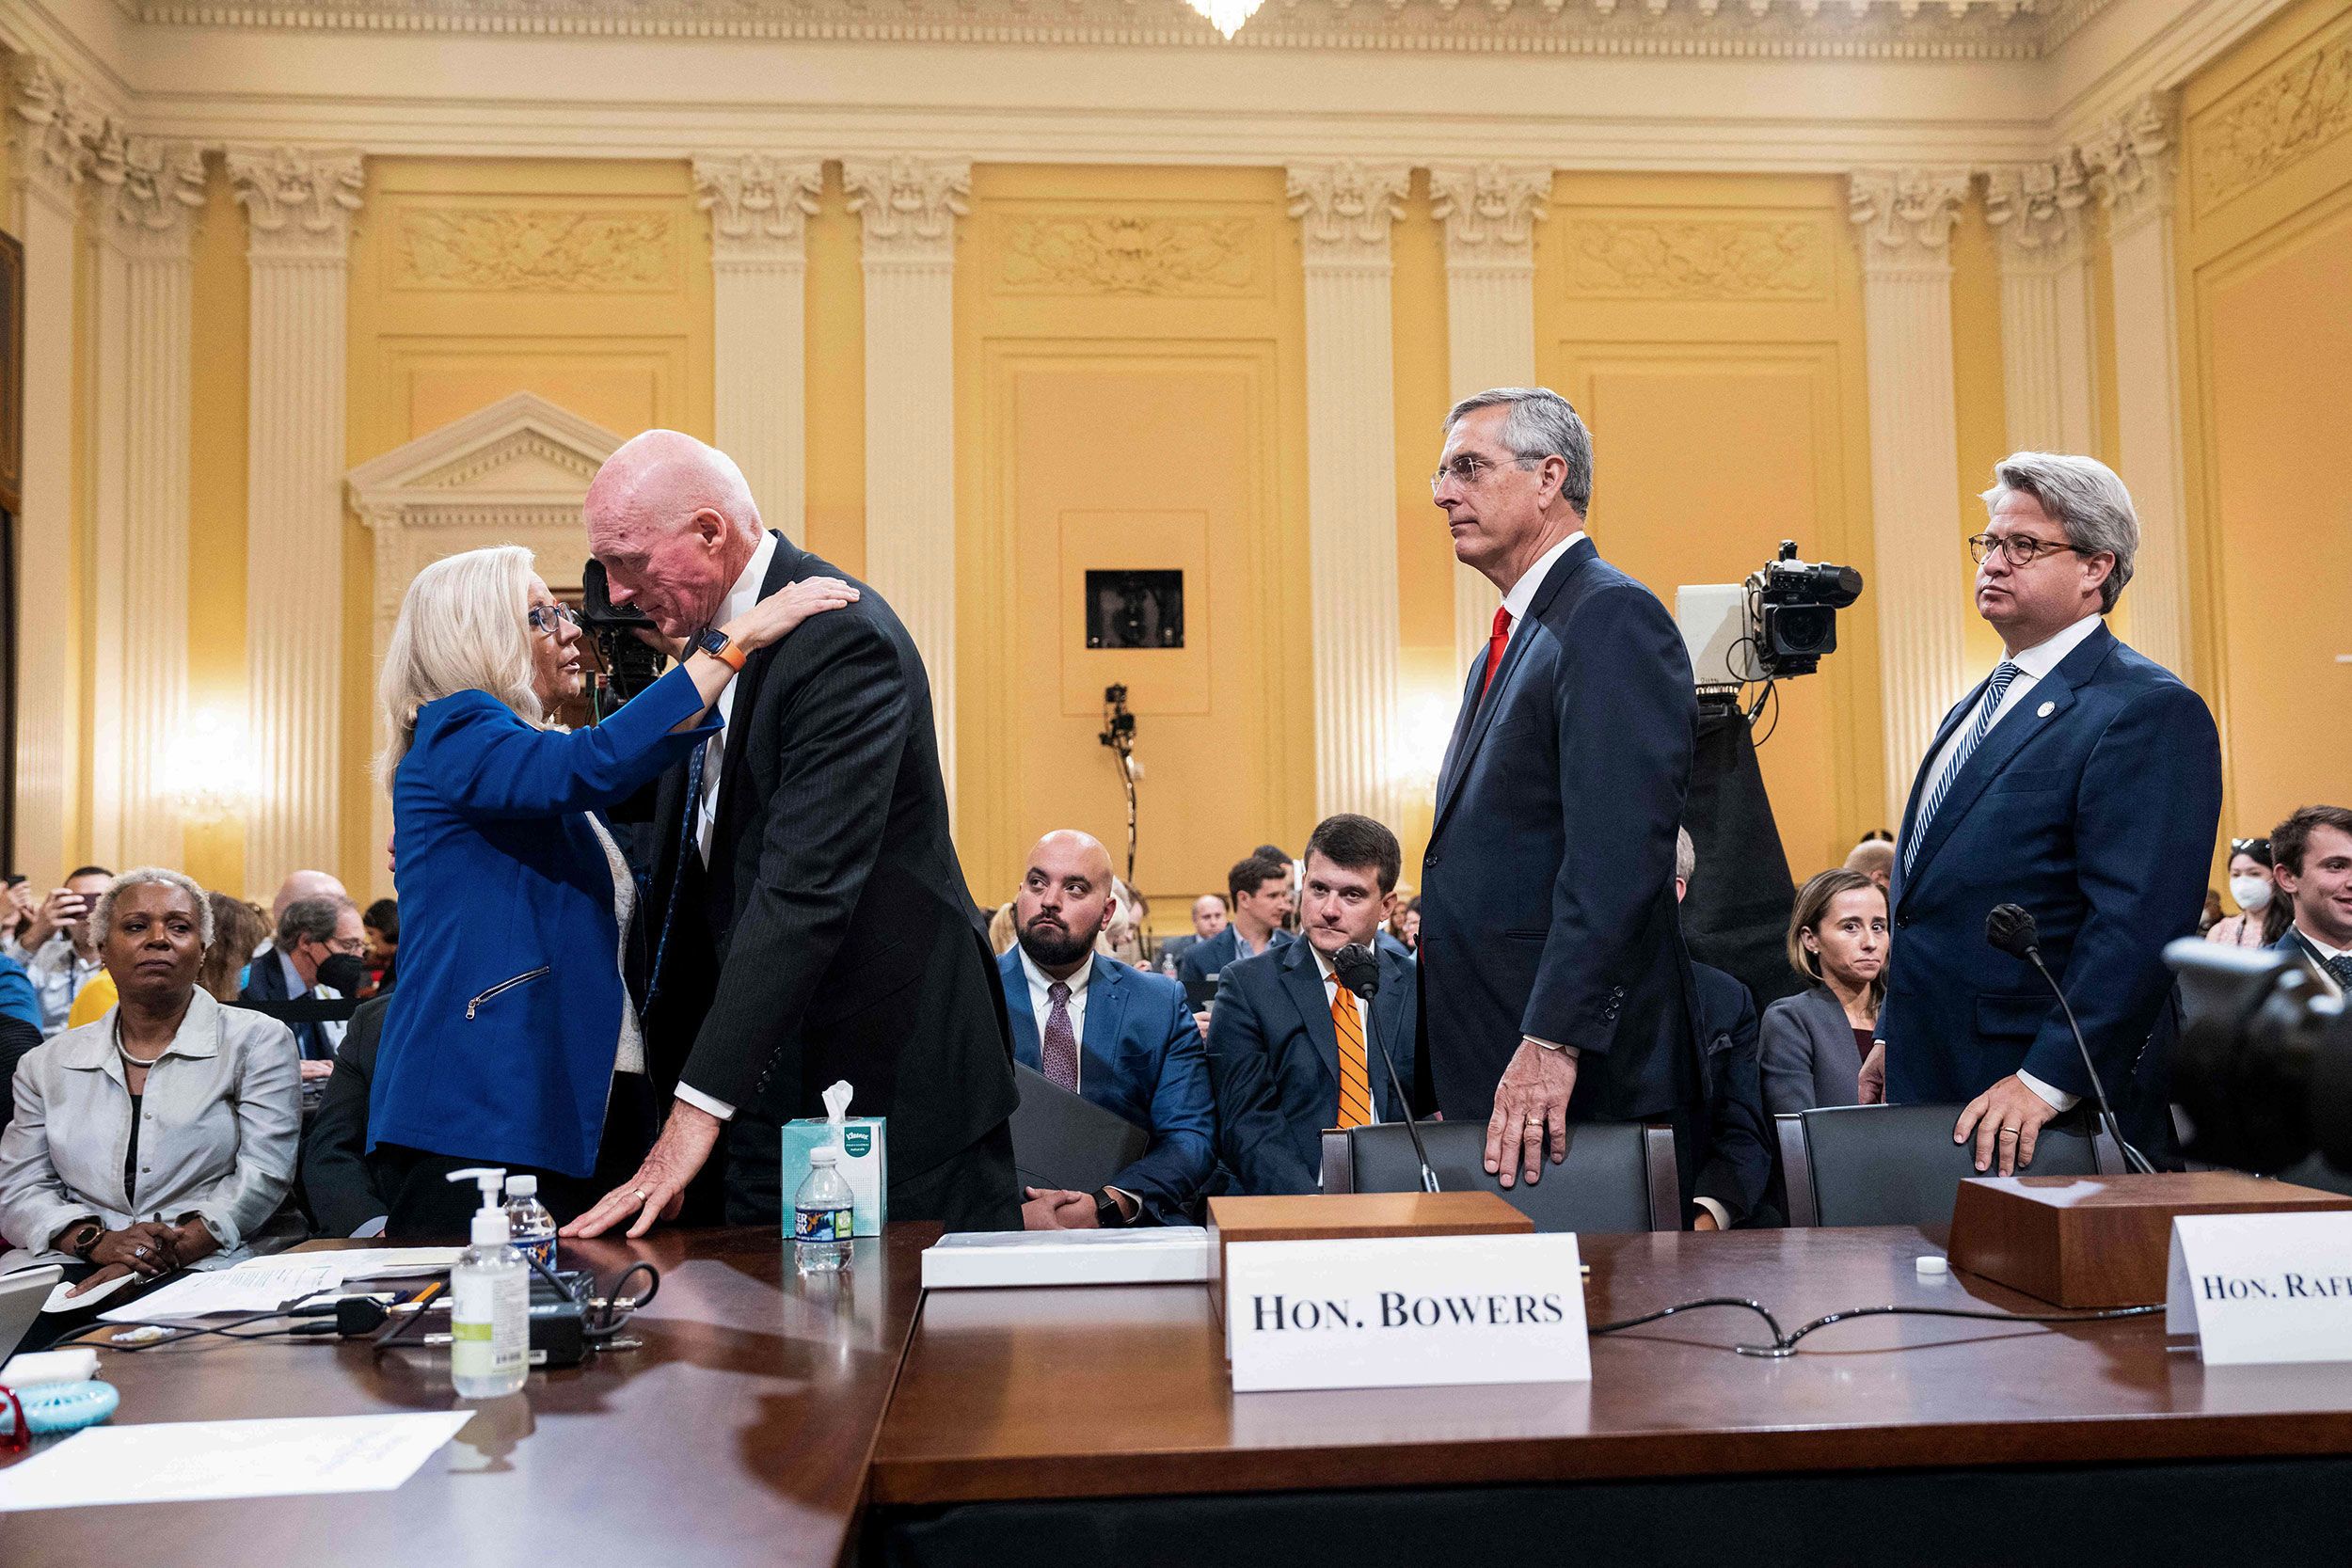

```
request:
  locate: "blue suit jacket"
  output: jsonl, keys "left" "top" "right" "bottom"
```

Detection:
{"left": 1419, "top": 536, "right": 1701, "bottom": 1124}
{"left": 1206, "top": 936, "right": 1418, "bottom": 1196}
{"left": 998, "top": 949, "right": 1216, "bottom": 1224}
{"left": 1690, "top": 961, "right": 1772, "bottom": 1227}
{"left": 370, "top": 665, "right": 719, "bottom": 1178}
{"left": 1175, "top": 925, "right": 1289, "bottom": 990}
{"left": 1882, "top": 622, "right": 2221, "bottom": 1115}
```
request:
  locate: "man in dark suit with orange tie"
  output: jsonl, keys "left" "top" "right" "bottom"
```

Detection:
{"left": 1417, "top": 388, "right": 1703, "bottom": 1192}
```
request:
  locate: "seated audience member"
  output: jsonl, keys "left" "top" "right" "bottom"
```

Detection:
{"left": 0, "top": 869, "right": 301, "bottom": 1319}
{"left": 1003, "top": 831, "right": 1215, "bottom": 1228}
{"left": 270, "top": 869, "right": 348, "bottom": 930}
{"left": 1206, "top": 815, "right": 1418, "bottom": 1196}
{"left": 1843, "top": 835, "right": 1896, "bottom": 895}
{"left": 66, "top": 959, "right": 119, "bottom": 1032}
{"left": 987, "top": 900, "right": 1019, "bottom": 958}
{"left": 1387, "top": 892, "right": 1422, "bottom": 955}
{"left": 1099, "top": 876, "right": 1151, "bottom": 971}
{"left": 2199, "top": 889, "right": 2223, "bottom": 935}
{"left": 1156, "top": 893, "right": 1228, "bottom": 977}
{"left": 2271, "top": 805, "right": 2352, "bottom": 999}
{"left": 302, "top": 994, "right": 392, "bottom": 1238}
{"left": 1761, "top": 867, "right": 1888, "bottom": 1115}
{"left": 2207, "top": 836, "right": 2289, "bottom": 949}
{"left": 361, "top": 897, "right": 401, "bottom": 996}
{"left": 197, "top": 895, "right": 274, "bottom": 1004}
{"left": 4, "top": 864, "right": 115, "bottom": 1035}
{"left": 1, "top": 877, "right": 31, "bottom": 947}
{"left": 1674, "top": 831, "right": 1773, "bottom": 1229}
{"left": 367, "top": 543, "right": 842, "bottom": 1234}
{"left": 0, "top": 951, "right": 40, "bottom": 1136}
{"left": 243, "top": 895, "right": 366, "bottom": 1080}
{"left": 1253, "top": 844, "right": 1301, "bottom": 933}
{"left": 1177, "top": 853, "right": 1294, "bottom": 990}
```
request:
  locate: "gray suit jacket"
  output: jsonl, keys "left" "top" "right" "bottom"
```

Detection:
{"left": 1759, "top": 984, "right": 1870, "bottom": 1116}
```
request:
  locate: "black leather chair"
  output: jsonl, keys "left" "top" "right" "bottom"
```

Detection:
{"left": 1776, "top": 1102, "right": 2123, "bottom": 1228}
{"left": 1320, "top": 1119, "right": 1681, "bottom": 1232}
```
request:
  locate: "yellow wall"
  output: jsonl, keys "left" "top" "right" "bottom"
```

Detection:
{"left": 2180, "top": 0, "right": 2352, "bottom": 843}
{"left": 953, "top": 164, "right": 1312, "bottom": 920}
{"left": 1534, "top": 172, "right": 1886, "bottom": 880}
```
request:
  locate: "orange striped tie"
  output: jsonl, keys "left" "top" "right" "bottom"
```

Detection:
{"left": 1332, "top": 983, "right": 1374, "bottom": 1130}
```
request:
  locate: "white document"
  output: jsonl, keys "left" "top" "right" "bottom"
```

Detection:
{"left": 0, "top": 1411, "right": 471, "bottom": 1511}
{"left": 1225, "top": 1232, "right": 1593, "bottom": 1394}
{"left": 2166, "top": 1211, "right": 2352, "bottom": 1365}
{"left": 41, "top": 1270, "right": 140, "bottom": 1314}
{"left": 922, "top": 1227, "right": 1211, "bottom": 1288}
{"left": 97, "top": 1261, "right": 343, "bottom": 1323}
{"left": 248, "top": 1247, "right": 460, "bottom": 1283}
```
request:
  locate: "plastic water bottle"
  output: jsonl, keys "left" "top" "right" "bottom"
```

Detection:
{"left": 446, "top": 1167, "right": 529, "bottom": 1399}
{"left": 793, "top": 1147, "right": 854, "bottom": 1275}
{"left": 503, "top": 1175, "right": 557, "bottom": 1274}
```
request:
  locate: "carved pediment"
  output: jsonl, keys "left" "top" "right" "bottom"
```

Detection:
{"left": 346, "top": 390, "right": 623, "bottom": 521}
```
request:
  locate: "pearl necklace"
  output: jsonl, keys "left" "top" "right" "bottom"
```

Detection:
{"left": 113, "top": 1021, "right": 166, "bottom": 1070}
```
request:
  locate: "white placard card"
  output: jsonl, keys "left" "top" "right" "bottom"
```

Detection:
{"left": 1224, "top": 1233, "right": 1591, "bottom": 1393}
{"left": 2165, "top": 1211, "right": 2352, "bottom": 1365}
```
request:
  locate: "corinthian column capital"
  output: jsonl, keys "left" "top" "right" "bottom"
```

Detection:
{"left": 2083, "top": 92, "right": 2178, "bottom": 237}
{"left": 842, "top": 156, "right": 971, "bottom": 265}
{"left": 227, "top": 146, "right": 366, "bottom": 261}
{"left": 1983, "top": 151, "right": 2091, "bottom": 272}
{"left": 1287, "top": 162, "right": 1410, "bottom": 267}
{"left": 8, "top": 55, "right": 109, "bottom": 210}
{"left": 1846, "top": 167, "right": 1971, "bottom": 275}
{"left": 1428, "top": 164, "right": 1551, "bottom": 271}
{"left": 692, "top": 153, "right": 825, "bottom": 262}
{"left": 90, "top": 135, "right": 209, "bottom": 260}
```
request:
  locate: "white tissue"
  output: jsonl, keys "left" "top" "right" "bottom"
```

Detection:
{"left": 2, "top": 1348, "right": 100, "bottom": 1387}
{"left": 821, "top": 1080, "right": 855, "bottom": 1149}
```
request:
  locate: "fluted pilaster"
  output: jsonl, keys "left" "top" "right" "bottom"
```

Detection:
{"left": 1290, "top": 162, "right": 1411, "bottom": 830}
{"left": 89, "top": 133, "right": 207, "bottom": 868}
{"left": 1429, "top": 164, "right": 1550, "bottom": 680}
{"left": 695, "top": 153, "right": 824, "bottom": 534}
{"left": 1984, "top": 154, "right": 2097, "bottom": 457}
{"left": 2086, "top": 94, "right": 2193, "bottom": 682}
{"left": 230, "top": 146, "right": 364, "bottom": 892}
{"left": 1849, "top": 167, "right": 1974, "bottom": 826}
{"left": 844, "top": 155, "right": 968, "bottom": 817}
{"left": 7, "top": 56, "right": 105, "bottom": 888}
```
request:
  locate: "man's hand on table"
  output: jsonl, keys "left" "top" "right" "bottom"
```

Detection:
{"left": 1485, "top": 1037, "right": 1578, "bottom": 1189}
{"left": 1020, "top": 1188, "right": 1097, "bottom": 1230}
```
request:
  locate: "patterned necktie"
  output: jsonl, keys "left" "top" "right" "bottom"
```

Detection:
{"left": 1479, "top": 605, "right": 1512, "bottom": 702}
{"left": 1041, "top": 980, "right": 1080, "bottom": 1092}
{"left": 2327, "top": 955, "right": 2352, "bottom": 993}
{"left": 1904, "top": 662, "right": 2021, "bottom": 877}
{"left": 1332, "top": 983, "right": 1373, "bottom": 1130}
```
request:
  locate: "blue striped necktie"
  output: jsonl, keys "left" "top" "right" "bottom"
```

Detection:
{"left": 1904, "top": 662, "right": 2020, "bottom": 877}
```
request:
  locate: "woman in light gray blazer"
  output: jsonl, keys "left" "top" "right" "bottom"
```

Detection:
{"left": 1760, "top": 869, "right": 1888, "bottom": 1116}
{"left": 0, "top": 869, "right": 300, "bottom": 1301}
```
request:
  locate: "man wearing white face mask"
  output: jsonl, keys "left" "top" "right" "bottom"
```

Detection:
{"left": 2206, "top": 836, "right": 2284, "bottom": 948}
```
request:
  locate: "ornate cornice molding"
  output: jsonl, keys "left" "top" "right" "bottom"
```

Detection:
{"left": 1846, "top": 166, "right": 1970, "bottom": 274}
{"left": 87, "top": 134, "right": 208, "bottom": 259}
{"left": 692, "top": 153, "right": 826, "bottom": 262}
{"left": 1982, "top": 150, "right": 2090, "bottom": 269}
{"left": 112, "top": 0, "right": 2112, "bottom": 63}
{"left": 226, "top": 146, "right": 367, "bottom": 260}
{"left": 2083, "top": 92, "right": 2176, "bottom": 235}
{"left": 842, "top": 156, "right": 971, "bottom": 266}
{"left": 1428, "top": 164, "right": 1551, "bottom": 271}
{"left": 8, "top": 55, "right": 109, "bottom": 207}
{"left": 1287, "top": 162, "right": 1409, "bottom": 269}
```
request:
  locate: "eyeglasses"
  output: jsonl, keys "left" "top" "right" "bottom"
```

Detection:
{"left": 1967, "top": 532, "right": 2092, "bottom": 567}
{"left": 1429, "top": 452, "right": 1541, "bottom": 496}
{"left": 527, "top": 603, "right": 582, "bottom": 636}
{"left": 322, "top": 934, "right": 367, "bottom": 957}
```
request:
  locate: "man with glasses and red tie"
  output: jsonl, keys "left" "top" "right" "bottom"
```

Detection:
{"left": 1417, "top": 388, "right": 1705, "bottom": 1197}
{"left": 1860, "top": 452, "right": 2220, "bottom": 1174}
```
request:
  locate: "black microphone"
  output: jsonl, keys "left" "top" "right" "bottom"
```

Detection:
{"left": 1334, "top": 942, "right": 1439, "bottom": 1194}
{"left": 1983, "top": 904, "right": 2155, "bottom": 1175}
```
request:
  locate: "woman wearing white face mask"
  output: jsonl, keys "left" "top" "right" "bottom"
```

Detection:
{"left": 2207, "top": 836, "right": 2288, "bottom": 948}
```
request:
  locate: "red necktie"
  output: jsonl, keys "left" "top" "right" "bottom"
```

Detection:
{"left": 1480, "top": 605, "right": 1512, "bottom": 701}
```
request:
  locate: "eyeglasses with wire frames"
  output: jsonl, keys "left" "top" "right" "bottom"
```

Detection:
{"left": 527, "top": 603, "right": 583, "bottom": 637}
{"left": 1429, "top": 451, "right": 1544, "bottom": 496}
{"left": 1966, "top": 532, "right": 2094, "bottom": 568}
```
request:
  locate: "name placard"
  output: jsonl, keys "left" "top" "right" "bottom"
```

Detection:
{"left": 2165, "top": 1211, "right": 2352, "bottom": 1365}
{"left": 1224, "top": 1233, "right": 1591, "bottom": 1393}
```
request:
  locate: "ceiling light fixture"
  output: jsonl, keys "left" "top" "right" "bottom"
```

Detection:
{"left": 1186, "top": 0, "right": 1266, "bottom": 40}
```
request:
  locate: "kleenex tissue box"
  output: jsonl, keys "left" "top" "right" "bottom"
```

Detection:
{"left": 780, "top": 1118, "right": 887, "bottom": 1237}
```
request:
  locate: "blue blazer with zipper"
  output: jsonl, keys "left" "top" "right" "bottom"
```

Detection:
{"left": 368, "top": 664, "right": 719, "bottom": 1178}
{"left": 997, "top": 948, "right": 1216, "bottom": 1224}
{"left": 1206, "top": 937, "right": 1418, "bottom": 1196}
{"left": 1881, "top": 621, "right": 2221, "bottom": 1131}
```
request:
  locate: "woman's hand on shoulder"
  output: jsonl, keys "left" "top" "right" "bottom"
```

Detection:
{"left": 729, "top": 577, "right": 859, "bottom": 653}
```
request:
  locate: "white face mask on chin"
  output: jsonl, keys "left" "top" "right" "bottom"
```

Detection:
{"left": 2229, "top": 875, "right": 2274, "bottom": 914}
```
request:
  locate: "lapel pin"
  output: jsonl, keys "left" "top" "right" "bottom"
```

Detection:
{"left": 2037, "top": 701, "right": 2056, "bottom": 718}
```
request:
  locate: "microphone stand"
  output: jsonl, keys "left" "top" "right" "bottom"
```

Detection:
{"left": 2019, "top": 943, "right": 2159, "bottom": 1176}
{"left": 1337, "top": 944, "right": 1438, "bottom": 1194}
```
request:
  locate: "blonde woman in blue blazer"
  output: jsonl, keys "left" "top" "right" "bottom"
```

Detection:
{"left": 367, "top": 544, "right": 853, "bottom": 1234}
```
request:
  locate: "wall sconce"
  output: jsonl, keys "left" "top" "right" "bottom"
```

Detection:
{"left": 166, "top": 709, "right": 256, "bottom": 824}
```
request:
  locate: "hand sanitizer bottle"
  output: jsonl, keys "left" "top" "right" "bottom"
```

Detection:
{"left": 446, "top": 1166, "right": 528, "bottom": 1398}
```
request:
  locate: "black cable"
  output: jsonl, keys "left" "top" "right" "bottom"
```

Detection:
{"left": 65, "top": 1287, "right": 341, "bottom": 1352}
{"left": 588, "top": 1261, "right": 661, "bottom": 1337}
{"left": 1588, "top": 1293, "right": 2162, "bottom": 1358}
{"left": 1589, "top": 1296, "right": 1787, "bottom": 1343}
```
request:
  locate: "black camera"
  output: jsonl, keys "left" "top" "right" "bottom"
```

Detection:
{"left": 1752, "top": 540, "right": 1863, "bottom": 679}
{"left": 580, "top": 559, "right": 667, "bottom": 714}
{"left": 2168, "top": 941, "right": 2352, "bottom": 1177}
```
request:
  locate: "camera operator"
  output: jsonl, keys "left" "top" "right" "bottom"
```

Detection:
{"left": 5, "top": 865, "right": 116, "bottom": 1036}
{"left": 2272, "top": 805, "right": 2352, "bottom": 1001}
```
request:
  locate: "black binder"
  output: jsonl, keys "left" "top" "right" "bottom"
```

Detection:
{"left": 1009, "top": 1064, "right": 1151, "bottom": 1194}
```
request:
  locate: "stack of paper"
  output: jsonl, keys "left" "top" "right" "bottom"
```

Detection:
{"left": 922, "top": 1226, "right": 1211, "bottom": 1289}
{"left": 0, "top": 1412, "right": 472, "bottom": 1511}
{"left": 89, "top": 1247, "right": 462, "bottom": 1323}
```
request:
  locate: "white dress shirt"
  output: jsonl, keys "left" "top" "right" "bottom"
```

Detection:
{"left": 1914, "top": 612, "right": 2104, "bottom": 1114}
{"left": 1017, "top": 946, "right": 1093, "bottom": 1089}
{"left": 274, "top": 949, "right": 347, "bottom": 1054}
{"left": 1493, "top": 530, "right": 1588, "bottom": 654}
